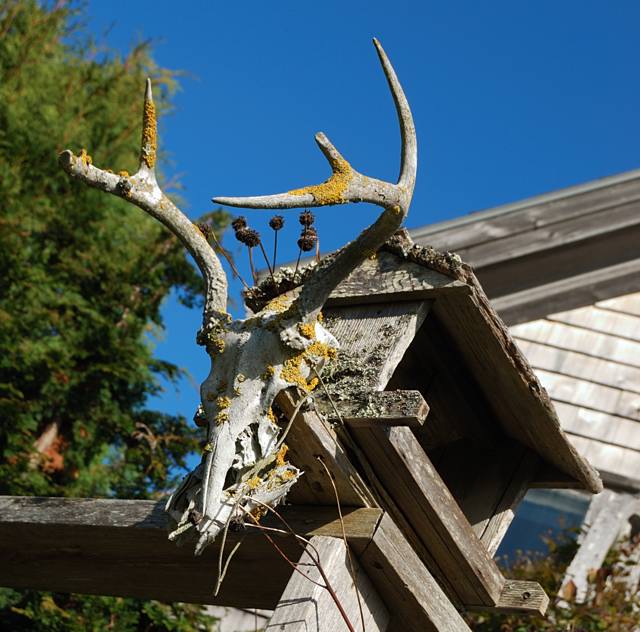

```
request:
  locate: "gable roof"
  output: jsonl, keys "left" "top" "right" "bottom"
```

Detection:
{"left": 410, "top": 168, "right": 640, "bottom": 489}
{"left": 411, "top": 168, "right": 640, "bottom": 325}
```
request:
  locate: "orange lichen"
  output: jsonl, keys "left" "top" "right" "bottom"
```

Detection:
{"left": 118, "top": 170, "right": 130, "bottom": 177}
{"left": 289, "top": 157, "right": 352, "bottom": 205}
{"left": 263, "top": 365, "right": 276, "bottom": 380}
{"left": 267, "top": 407, "right": 277, "bottom": 424}
{"left": 281, "top": 340, "right": 336, "bottom": 392}
{"left": 265, "top": 294, "right": 292, "bottom": 314}
{"left": 246, "top": 475, "right": 262, "bottom": 490}
{"left": 297, "top": 322, "right": 315, "bottom": 339}
{"left": 140, "top": 97, "right": 157, "bottom": 168}
{"left": 215, "top": 396, "right": 231, "bottom": 425}
{"left": 79, "top": 148, "right": 92, "bottom": 167}
{"left": 275, "top": 444, "right": 289, "bottom": 467}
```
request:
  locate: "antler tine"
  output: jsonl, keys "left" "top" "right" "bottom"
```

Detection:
{"left": 213, "top": 38, "right": 417, "bottom": 214}
{"left": 372, "top": 37, "right": 417, "bottom": 196}
{"left": 59, "top": 79, "right": 228, "bottom": 317}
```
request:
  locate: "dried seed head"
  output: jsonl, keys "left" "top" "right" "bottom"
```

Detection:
{"left": 239, "top": 228, "right": 261, "bottom": 248}
{"left": 269, "top": 215, "right": 284, "bottom": 231}
{"left": 231, "top": 216, "right": 247, "bottom": 232}
{"left": 298, "top": 231, "right": 317, "bottom": 252}
{"left": 303, "top": 226, "right": 317, "bottom": 238}
{"left": 299, "top": 210, "right": 315, "bottom": 227}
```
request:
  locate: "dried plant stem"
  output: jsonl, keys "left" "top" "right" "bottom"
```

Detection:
{"left": 208, "top": 227, "right": 251, "bottom": 290}
{"left": 273, "top": 231, "right": 279, "bottom": 271}
{"left": 248, "top": 247, "right": 257, "bottom": 284}
{"left": 245, "top": 500, "right": 358, "bottom": 632}
{"left": 258, "top": 241, "right": 274, "bottom": 279}
{"left": 293, "top": 248, "right": 302, "bottom": 279}
{"left": 316, "top": 238, "right": 321, "bottom": 263}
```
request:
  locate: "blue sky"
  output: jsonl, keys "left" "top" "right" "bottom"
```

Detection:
{"left": 87, "top": 1, "right": 640, "bottom": 421}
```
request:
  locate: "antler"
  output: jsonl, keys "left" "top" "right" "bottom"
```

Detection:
{"left": 213, "top": 38, "right": 417, "bottom": 317}
{"left": 59, "top": 80, "right": 228, "bottom": 317}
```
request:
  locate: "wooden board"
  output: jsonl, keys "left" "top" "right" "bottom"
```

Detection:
{"left": 0, "top": 496, "right": 381, "bottom": 609}
{"left": 322, "top": 389, "right": 429, "bottom": 428}
{"left": 361, "top": 513, "right": 471, "bottom": 632}
{"left": 514, "top": 338, "right": 640, "bottom": 395}
{"left": 277, "top": 390, "right": 377, "bottom": 508}
{"left": 548, "top": 305, "right": 640, "bottom": 342}
{"left": 511, "top": 319, "right": 640, "bottom": 369}
{"left": 412, "top": 171, "right": 640, "bottom": 256}
{"left": 352, "top": 425, "right": 505, "bottom": 607}
{"left": 597, "top": 291, "right": 640, "bottom": 317}
{"left": 326, "top": 252, "right": 464, "bottom": 307}
{"left": 266, "top": 535, "right": 389, "bottom": 632}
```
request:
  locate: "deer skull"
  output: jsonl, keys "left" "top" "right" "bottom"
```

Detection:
{"left": 59, "top": 38, "right": 417, "bottom": 554}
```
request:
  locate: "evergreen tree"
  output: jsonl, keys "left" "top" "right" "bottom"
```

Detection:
{"left": 0, "top": 1, "right": 224, "bottom": 627}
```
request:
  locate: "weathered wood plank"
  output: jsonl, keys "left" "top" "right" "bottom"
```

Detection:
{"left": 322, "top": 299, "right": 430, "bottom": 392}
{"left": 361, "top": 513, "right": 471, "bottom": 632}
{"left": 0, "top": 496, "right": 382, "bottom": 608}
{"left": 534, "top": 369, "right": 640, "bottom": 422}
{"left": 548, "top": 305, "right": 640, "bottom": 343}
{"left": 412, "top": 171, "right": 640, "bottom": 255}
{"left": 514, "top": 338, "right": 640, "bottom": 396}
{"left": 266, "top": 535, "right": 389, "bottom": 632}
{"left": 597, "top": 291, "right": 640, "bottom": 318}
{"left": 566, "top": 434, "right": 640, "bottom": 488}
{"left": 495, "top": 580, "right": 549, "bottom": 615}
{"left": 511, "top": 319, "right": 640, "bottom": 369}
{"left": 443, "top": 198, "right": 640, "bottom": 270}
{"left": 353, "top": 425, "right": 505, "bottom": 607}
{"left": 277, "top": 390, "right": 377, "bottom": 508}
{"left": 326, "top": 252, "right": 464, "bottom": 306}
{"left": 554, "top": 401, "right": 640, "bottom": 452}
{"left": 494, "top": 258, "right": 640, "bottom": 326}
{"left": 560, "top": 490, "right": 635, "bottom": 603}
{"left": 322, "top": 390, "right": 429, "bottom": 428}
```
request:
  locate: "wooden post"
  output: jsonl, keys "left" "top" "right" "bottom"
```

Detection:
{"left": 266, "top": 535, "right": 389, "bottom": 632}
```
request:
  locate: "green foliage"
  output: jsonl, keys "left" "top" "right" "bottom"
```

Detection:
{"left": 0, "top": 1, "right": 226, "bottom": 628}
{"left": 466, "top": 531, "right": 640, "bottom": 631}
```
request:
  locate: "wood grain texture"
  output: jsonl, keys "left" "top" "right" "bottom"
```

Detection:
{"left": 0, "top": 497, "right": 381, "bottom": 608}
{"left": 412, "top": 171, "right": 640, "bottom": 255}
{"left": 352, "top": 425, "right": 505, "bottom": 607}
{"left": 361, "top": 513, "right": 471, "bottom": 632}
{"left": 548, "top": 305, "right": 640, "bottom": 342}
{"left": 555, "top": 401, "right": 640, "bottom": 451}
{"left": 493, "top": 258, "right": 640, "bottom": 326}
{"left": 514, "top": 338, "right": 640, "bottom": 395}
{"left": 511, "top": 319, "right": 640, "bottom": 369}
{"left": 597, "top": 291, "right": 640, "bottom": 317}
{"left": 494, "top": 580, "right": 549, "bottom": 615}
{"left": 321, "top": 390, "right": 429, "bottom": 428}
{"left": 266, "top": 535, "right": 389, "bottom": 632}
{"left": 326, "top": 252, "right": 463, "bottom": 307}
{"left": 534, "top": 369, "right": 640, "bottom": 422}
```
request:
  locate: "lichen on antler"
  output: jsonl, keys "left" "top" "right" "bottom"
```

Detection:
{"left": 59, "top": 37, "right": 417, "bottom": 556}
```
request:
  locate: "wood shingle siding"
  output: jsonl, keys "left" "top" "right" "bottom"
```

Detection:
{"left": 510, "top": 291, "right": 640, "bottom": 485}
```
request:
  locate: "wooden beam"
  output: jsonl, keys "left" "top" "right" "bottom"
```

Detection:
{"left": 326, "top": 252, "right": 464, "bottom": 307}
{"left": 560, "top": 490, "right": 637, "bottom": 603}
{"left": 0, "top": 496, "right": 381, "bottom": 608}
{"left": 276, "top": 390, "right": 377, "bottom": 508}
{"left": 353, "top": 425, "right": 506, "bottom": 607}
{"left": 361, "top": 513, "right": 470, "bottom": 632}
{"left": 266, "top": 535, "right": 390, "bottom": 632}
{"left": 322, "top": 390, "right": 429, "bottom": 428}
{"left": 493, "top": 580, "right": 549, "bottom": 616}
